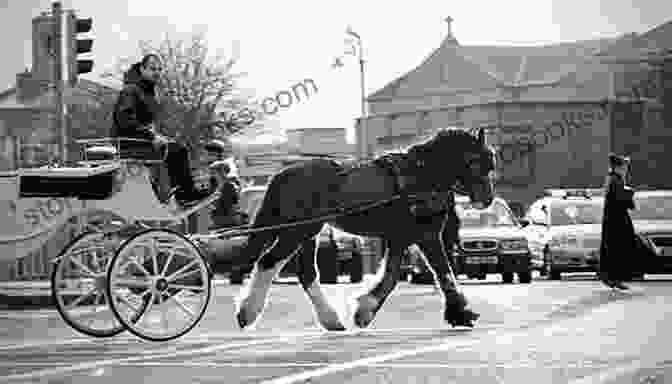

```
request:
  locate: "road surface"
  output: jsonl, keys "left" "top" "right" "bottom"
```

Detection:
{"left": 0, "top": 274, "right": 670, "bottom": 383}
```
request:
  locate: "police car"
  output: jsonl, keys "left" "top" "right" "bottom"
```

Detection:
{"left": 519, "top": 189, "right": 605, "bottom": 280}
{"left": 629, "top": 190, "right": 672, "bottom": 276}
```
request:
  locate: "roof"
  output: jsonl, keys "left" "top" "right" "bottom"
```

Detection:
{"left": 368, "top": 35, "right": 620, "bottom": 101}
{"left": 596, "top": 20, "right": 672, "bottom": 59}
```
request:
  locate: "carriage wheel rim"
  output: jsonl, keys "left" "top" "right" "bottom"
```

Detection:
{"left": 106, "top": 228, "right": 211, "bottom": 342}
{"left": 52, "top": 232, "right": 126, "bottom": 338}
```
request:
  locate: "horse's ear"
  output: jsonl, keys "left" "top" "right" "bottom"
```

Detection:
{"left": 478, "top": 128, "right": 485, "bottom": 145}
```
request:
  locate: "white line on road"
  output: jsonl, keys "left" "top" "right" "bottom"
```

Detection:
{"left": 568, "top": 359, "right": 645, "bottom": 384}
{"left": 0, "top": 333, "right": 322, "bottom": 383}
{"left": 0, "top": 338, "right": 95, "bottom": 351}
{"left": 113, "top": 361, "right": 624, "bottom": 369}
{"left": 258, "top": 331, "right": 496, "bottom": 384}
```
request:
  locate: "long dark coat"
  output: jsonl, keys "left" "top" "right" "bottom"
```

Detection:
{"left": 599, "top": 172, "right": 637, "bottom": 281}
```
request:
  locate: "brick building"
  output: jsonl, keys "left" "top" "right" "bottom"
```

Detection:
{"left": 355, "top": 17, "right": 671, "bottom": 209}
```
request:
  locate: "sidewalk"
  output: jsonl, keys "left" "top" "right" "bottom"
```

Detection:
{"left": 0, "top": 274, "right": 376, "bottom": 310}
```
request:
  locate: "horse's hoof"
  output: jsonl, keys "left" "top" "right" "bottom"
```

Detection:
{"left": 323, "top": 321, "right": 347, "bottom": 332}
{"left": 354, "top": 295, "right": 379, "bottom": 328}
{"left": 317, "top": 309, "right": 347, "bottom": 331}
{"left": 236, "top": 309, "right": 249, "bottom": 329}
{"left": 445, "top": 309, "right": 480, "bottom": 328}
{"left": 235, "top": 303, "right": 260, "bottom": 329}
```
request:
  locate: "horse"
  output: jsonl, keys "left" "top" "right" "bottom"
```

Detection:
{"left": 234, "top": 127, "right": 496, "bottom": 331}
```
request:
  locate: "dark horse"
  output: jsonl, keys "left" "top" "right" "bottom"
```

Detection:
{"left": 235, "top": 128, "right": 496, "bottom": 331}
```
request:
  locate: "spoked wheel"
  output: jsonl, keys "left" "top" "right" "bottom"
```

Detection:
{"left": 106, "top": 229, "right": 212, "bottom": 342}
{"left": 52, "top": 231, "right": 126, "bottom": 337}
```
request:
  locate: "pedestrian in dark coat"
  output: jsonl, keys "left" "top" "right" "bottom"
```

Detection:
{"left": 599, "top": 153, "right": 636, "bottom": 290}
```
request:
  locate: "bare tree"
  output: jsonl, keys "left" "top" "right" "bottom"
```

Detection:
{"left": 102, "top": 32, "right": 262, "bottom": 154}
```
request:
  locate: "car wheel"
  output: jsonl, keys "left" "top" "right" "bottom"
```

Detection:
{"left": 411, "top": 272, "right": 434, "bottom": 285}
{"left": 349, "top": 252, "right": 364, "bottom": 283}
{"left": 230, "top": 271, "right": 245, "bottom": 285}
{"left": 629, "top": 272, "right": 645, "bottom": 281}
{"left": 518, "top": 270, "right": 532, "bottom": 284}
{"left": 549, "top": 268, "right": 562, "bottom": 281}
{"left": 502, "top": 272, "right": 514, "bottom": 284}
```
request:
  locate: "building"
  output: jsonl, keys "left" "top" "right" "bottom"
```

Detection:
{"left": 236, "top": 128, "right": 355, "bottom": 185}
{"left": 355, "top": 16, "right": 671, "bottom": 208}
{"left": 0, "top": 12, "right": 118, "bottom": 281}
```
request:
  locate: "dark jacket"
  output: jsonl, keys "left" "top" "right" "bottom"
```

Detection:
{"left": 111, "top": 63, "right": 160, "bottom": 141}
{"left": 599, "top": 172, "right": 637, "bottom": 281}
{"left": 210, "top": 179, "right": 241, "bottom": 228}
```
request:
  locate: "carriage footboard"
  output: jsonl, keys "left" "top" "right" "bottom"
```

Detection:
{"left": 19, "top": 163, "right": 121, "bottom": 200}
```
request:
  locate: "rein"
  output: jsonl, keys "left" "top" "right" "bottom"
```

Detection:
{"left": 196, "top": 187, "right": 463, "bottom": 241}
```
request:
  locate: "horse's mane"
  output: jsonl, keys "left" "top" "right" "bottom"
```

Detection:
{"left": 406, "top": 128, "right": 479, "bottom": 156}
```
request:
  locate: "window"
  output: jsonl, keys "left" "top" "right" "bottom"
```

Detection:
{"left": 457, "top": 200, "right": 517, "bottom": 228}
{"left": 549, "top": 199, "right": 604, "bottom": 226}
{"left": 527, "top": 201, "right": 548, "bottom": 226}
{"left": 632, "top": 195, "right": 672, "bottom": 221}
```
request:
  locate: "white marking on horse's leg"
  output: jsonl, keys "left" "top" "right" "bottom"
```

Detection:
{"left": 235, "top": 258, "right": 289, "bottom": 329}
{"left": 305, "top": 281, "right": 346, "bottom": 331}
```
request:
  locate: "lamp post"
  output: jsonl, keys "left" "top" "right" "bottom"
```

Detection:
{"left": 346, "top": 26, "right": 367, "bottom": 119}
{"left": 344, "top": 26, "right": 370, "bottom": 161}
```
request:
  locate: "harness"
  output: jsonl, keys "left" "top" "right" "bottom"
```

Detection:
{"left": 373, "top": 154, "right": 454, "bottom": 219}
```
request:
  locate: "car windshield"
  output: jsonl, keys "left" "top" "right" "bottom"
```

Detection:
{"left": 456, "top": 200, "right": 517, "bottom": 228}
{"left": 550, "top": 199, "right": 603, "bottom": 226}
{"left": 632, "top": 195, "right": 672, "bottom": 221}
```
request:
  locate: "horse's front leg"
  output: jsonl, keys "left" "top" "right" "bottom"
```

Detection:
{"left": 353, "top": 240, "right": 404, "bottom": 328}
{"left": 416, "top": 230, "right": 479, "bottom": 328}
{"left": 235, "top": 236, "right": 297, "bottom": 329}
{"left": 296, "top": 236, "right": 346, "bottom": 331}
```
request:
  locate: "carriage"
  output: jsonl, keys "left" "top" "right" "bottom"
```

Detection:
{"left": 0, "top": 127, "right": 495, "bottom": 342}
{"left": 0, "top": 137, "right": 239, "bottom": 342}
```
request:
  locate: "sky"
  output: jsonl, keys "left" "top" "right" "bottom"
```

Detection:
{"left": 1, "top": 0, "right": 671, "bottom": 144}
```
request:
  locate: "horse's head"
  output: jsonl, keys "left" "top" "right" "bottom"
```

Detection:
{"left": 408, "top": 128, "right": 495, "bottom": 209}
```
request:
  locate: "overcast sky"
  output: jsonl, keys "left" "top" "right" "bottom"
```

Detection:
{"left": 1, "top": 0, "right": 670, "bottom": 143}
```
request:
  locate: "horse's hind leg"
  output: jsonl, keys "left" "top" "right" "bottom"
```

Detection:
{"left": 235, "top": 234, "right": 301, "bottom": 329}
{"left": 353, "top": 240, "right": 404, "bottom": 328}
{"left": 296, "top": 235, "right": 346, "bottom": 331}
{"left": 415, "top": 226, "right": 479, "bottom": 328}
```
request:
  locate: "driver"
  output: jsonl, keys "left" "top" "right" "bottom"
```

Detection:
{"left": 111, "top": 53, "right": 210, "bottom": 207}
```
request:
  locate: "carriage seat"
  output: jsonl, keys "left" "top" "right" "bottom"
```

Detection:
{"left": 80, "top": 138, "right": 164, "bottom": 163}
{"left": 18, "top": 162, "right": 122, "bottom": 200}
{"left": 84, "top": 145, "right": 117, "bottom": 161}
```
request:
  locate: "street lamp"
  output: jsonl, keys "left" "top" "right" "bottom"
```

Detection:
{"left": 346, "top": 26, "right": 367, "bottom": 119}
{"left": 341, "top": 26, "right": 371, "bottom": 160}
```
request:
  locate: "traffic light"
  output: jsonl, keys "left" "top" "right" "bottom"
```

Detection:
{"left": 66, "top": 11, "right": 93, "bottom": 86}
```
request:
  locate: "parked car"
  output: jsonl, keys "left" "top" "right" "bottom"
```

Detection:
{"left": 519, "top": 189, "right": 605, "bottom": 280}
{"left": 407, "top": 196, "right": 534, "bottom": 284}
{"left": 520, "top": 188, "right": 672, "bottom": 281}
{"left": 205, "top": 185, "right": 365, "bottom": 284}
{"left": 628, "top": 190, "right": 672, "bottom": 276}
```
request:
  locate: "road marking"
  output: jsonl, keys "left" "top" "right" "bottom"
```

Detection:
{"left": 0, "top": 311, "right": 58, "bottom": 320}
{"left": 0, "top": 334, "right": 323, "bottom": 383}
{"left": 0, "top": 338, "right": 95, "bottom": 351}
{"left": 568, "top": 359, "right": 644, "bottom": 384}
{"left": 258, "top": 331, "right": 495, "bottom": 384}
{"left": 116, "top": 361, "right": 620, "bottom": 369}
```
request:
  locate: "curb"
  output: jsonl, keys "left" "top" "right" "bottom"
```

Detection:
{"left": 0, "top": 292, "right": 54, "bottom": 310}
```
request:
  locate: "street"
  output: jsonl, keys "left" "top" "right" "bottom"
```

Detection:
{"left": 0, "top": 274, "right": 671, "bottom": 384}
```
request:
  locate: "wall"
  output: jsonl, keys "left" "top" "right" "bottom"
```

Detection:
{"left": 355, "top": 100, "right": 613, "bottom": 208}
